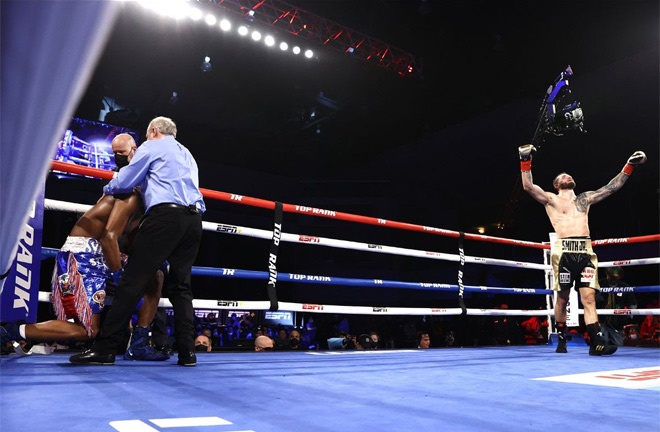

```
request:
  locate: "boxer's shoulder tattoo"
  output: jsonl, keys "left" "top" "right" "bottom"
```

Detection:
{"left": 575, "top": 193, "right": 590, "bottom": 212}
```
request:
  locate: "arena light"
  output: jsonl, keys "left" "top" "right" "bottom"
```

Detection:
{"left": 139, "top": 0, "right": 196, "bottom": 20}
{"left": 219, "top": 18, "right": 231, "bottom": 31}
{"left": 136, "top": 1, "right": 319, "bottom": 64}
{"left": 187, "top": 6, "right": 203, "bottom": 21}
{"left": 204, "top": 14, "right": 217, "bottom": 26}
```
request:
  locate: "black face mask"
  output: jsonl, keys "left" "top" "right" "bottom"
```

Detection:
{"left": 114, "top": 153, "right": 129, "bottom": 169}
{"left": 195, "top": 345, "right": 208, "bottom": 352}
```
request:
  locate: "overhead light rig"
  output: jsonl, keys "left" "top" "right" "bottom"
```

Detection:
{"left": 201, "top": 0, "right": 421, "bottom": 77}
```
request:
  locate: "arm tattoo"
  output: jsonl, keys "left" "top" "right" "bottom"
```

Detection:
{"left": 606, "top": 173, "right": 628, "bottom": 190}
{"left": 583, "top": 173, "right": 629, "bottom": 207}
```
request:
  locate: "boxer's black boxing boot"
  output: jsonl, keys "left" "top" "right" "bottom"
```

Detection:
{"left": 555, "top": 322, "right": 568, "bottom": 353}
{"left": 587, "top": 323, "right": 617, "bottom": 356}
{"left": 556, "top": 334, "right": 568, "bottom": 353}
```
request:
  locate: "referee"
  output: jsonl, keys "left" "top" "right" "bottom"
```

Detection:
{"left": 70, "top": 116, "right": 205, "bottom": 367}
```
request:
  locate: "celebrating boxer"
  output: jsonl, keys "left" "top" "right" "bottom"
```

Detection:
{"left": 519, "top": 145, "right": 646, "bottom": 355}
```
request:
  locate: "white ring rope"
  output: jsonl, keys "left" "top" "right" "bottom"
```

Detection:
{"left": 44, "top": 199, "right": 660, "bottom": 269}
{"left": 42, "top": 198, "right": 660, "bottom": 317}
{"left": 36, "top": 291, "right": 659, "bottom": 317}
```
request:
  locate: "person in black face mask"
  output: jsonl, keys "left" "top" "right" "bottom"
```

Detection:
{"left": 194, "top": 334, "right": 212, "bottom": 352}
{"left": 111, "top": 133, "right": 138, "bottom": 169}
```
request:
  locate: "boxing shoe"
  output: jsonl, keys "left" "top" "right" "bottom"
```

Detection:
{"left": 555, "top": 334, "right": 567, "bottom": 354}
{"left": 588, "top": 325, "right": 617, "bottom": 356}
{"left": 177, "top": 351, "right": 196, "bottom": 367}
{"left": 589, "top": 337, "right": 618, "bottom": 356}
{"left": 124, "top": 326, "right": 170, "bottom": 361}
{"left": 69, "top": 349, "right": 116, "bottom": 365}
{"left": 1, "top": 321, "right": 22, "bottom": 346}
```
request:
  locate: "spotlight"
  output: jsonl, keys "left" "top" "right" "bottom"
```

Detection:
{"left": 292, "top": 46, "right": 301, "bottom": 55}
{"left": 251, "top": 31, "right": 261, "bottom": 41}
{"left": 238, "top": 25, "right": 249, "bottom": 36}
{"left": 219, "top": 19, "right": 231, "bottom": 31}
{"left": 264, "top": 35, "right": 275, "bottom": 47}
{"left": 304, "top": 49, "right": 314, "bottom": 58}
{"left": 200, "top": 56, "right": 212, "bottom": 72}
{"left": 204, "top": 14, "right": 217, "bottom": 26}
{"left": 187, "top": 7, "right": 203, "bottom": 21}
{"left": 279, "top": 41, "right": 288, "bottom": 51}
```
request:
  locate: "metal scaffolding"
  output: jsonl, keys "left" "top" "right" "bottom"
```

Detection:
{"left": 204, "top": 0, "right": 421, "bottom": 77}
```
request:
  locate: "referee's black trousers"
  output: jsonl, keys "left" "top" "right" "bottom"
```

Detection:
{"left": 92, "top": 205, "right": 203, "bottom": 354}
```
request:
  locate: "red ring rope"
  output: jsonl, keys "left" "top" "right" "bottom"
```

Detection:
{"left": 50, "top": 161, "right": 659, "bottom": 249}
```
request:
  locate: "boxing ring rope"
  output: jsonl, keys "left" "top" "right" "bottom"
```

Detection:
{"left": 46, "top": 161, "right": 660, "bottom": 319}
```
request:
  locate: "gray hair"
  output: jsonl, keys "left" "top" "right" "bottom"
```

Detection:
{"left": 149, "top": 116, "right": 177, "bottom": 137}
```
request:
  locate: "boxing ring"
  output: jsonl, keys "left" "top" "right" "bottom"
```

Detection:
{"left": 39, "top": 161, "right": 660, "bottom": 323}
{"left": 1, "top": 161, "right": 659, "bottom": 432}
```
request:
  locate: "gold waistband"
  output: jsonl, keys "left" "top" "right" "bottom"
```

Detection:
{"left": 553, "top": 237, "right": 593, "bottom": 254}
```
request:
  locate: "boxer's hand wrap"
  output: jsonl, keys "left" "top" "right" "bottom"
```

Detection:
{"left": 518, "top": 144, "right": 536, "bottom": 171}
{"left": 622, "top": 150, "right": 647, "bottom": 175}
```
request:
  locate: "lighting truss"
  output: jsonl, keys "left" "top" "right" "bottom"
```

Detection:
{"left": 201, "top": 0, "right": 421, "bottom": 77}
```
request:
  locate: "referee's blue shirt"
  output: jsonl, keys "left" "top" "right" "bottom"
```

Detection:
{"left": 103, "top": 135, "right": 206, "bottom": 214}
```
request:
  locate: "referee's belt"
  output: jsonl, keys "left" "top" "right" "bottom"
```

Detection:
{"left": 149, "top": 203, "right": 200, "bottom": 215}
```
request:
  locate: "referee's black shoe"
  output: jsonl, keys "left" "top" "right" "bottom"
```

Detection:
{"left": 69, "top": 349, "right": 115, "bottom": 365}
{"left": 177, "top": 351, "right": 196, "bottom": 367}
